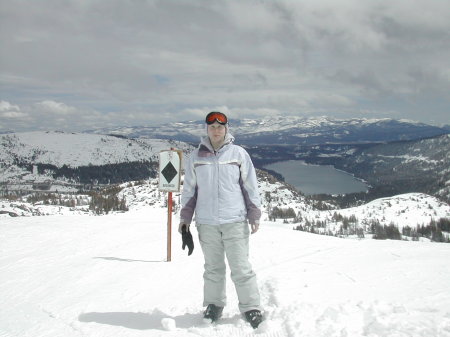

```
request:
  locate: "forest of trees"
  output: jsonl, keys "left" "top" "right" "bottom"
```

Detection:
{"left": 88, "top": 186, "right": 128, "bottom": 215}
{"left": 3, "top": 186, "right": 128, "bottom": 215}
{"left": 292, "top": 215, "right": 450, "bottom": 243}
{"left": 15, "top": 160, "right": 158, "bottom": 186}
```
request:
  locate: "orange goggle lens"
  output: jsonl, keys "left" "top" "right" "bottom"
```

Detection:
{"left": 206, "top": 112, "right": 227, "bottom": 125}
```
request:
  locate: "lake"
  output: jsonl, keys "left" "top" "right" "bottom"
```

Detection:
{"left": 263, "top": 160, "right": 368, "bottom": 195}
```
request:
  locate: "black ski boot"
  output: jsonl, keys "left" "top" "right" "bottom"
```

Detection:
{"left": 245, "top": 309, "right": 263, "bottom": 329}
{"left": 203, "top": 304, "right": 224, "bottom": 323}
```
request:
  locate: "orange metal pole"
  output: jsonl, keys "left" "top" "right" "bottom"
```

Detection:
{"left": 167, "top": 191, "right": 172, "bottom": 262}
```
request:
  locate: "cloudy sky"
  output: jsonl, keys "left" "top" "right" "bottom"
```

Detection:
{"left": 1, "top": 0, "right": 449, "bottom": 132}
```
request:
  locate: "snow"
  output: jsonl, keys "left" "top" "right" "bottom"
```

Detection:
{"left": 0, "top": 132, "right": 193, "bottom": 194}
{"left": 300, "top": 193, "right": 450, "bottom": 233}
{"left": 0, "top": 131, "right": 192, "bottom": 169}
{"left": 1, "top": 207, "right": 450, "bottom": 337}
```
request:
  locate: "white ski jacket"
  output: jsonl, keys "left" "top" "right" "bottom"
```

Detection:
{"left": 180, "top": 133, "right": 261, "bottom": 226}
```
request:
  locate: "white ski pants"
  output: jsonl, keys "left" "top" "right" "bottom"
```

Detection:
{"left": 196, "top": 221, "right": 261, "bottom": 313}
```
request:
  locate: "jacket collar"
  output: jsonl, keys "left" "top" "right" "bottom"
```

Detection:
{"left": 199, "top": 133, "right": 235, "bottom": 156}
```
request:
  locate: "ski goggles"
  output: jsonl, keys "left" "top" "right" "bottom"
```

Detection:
{"left": 205, "top": 111, "right": 228, "bottom": 125}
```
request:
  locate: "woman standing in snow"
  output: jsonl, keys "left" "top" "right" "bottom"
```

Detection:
{"left": 179, "top": 111, "right": 263, "bottom": 329}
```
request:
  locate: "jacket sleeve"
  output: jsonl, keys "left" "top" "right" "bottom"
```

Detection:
{"left": 180, "top": 151, "right": 197, "bottom": 225}
{"left": 239, "top": 149, "right": 262, "bottom": 225}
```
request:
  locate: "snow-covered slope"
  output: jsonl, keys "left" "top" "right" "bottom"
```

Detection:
{"left": 0, "top": 131, "right": 191, "bottom": 169}
{"left": 119, "top": 180, "right": 449, "bottom": 237}
{"left": 295, "top": 193, "right": 450, "bottom": 239}
{"left": 331, "top": 193, "right": 449, "bottom": 228}
{"left": 3, "top": 174, "right": 448, "bottom": 238}
{"left": 1, "top": 208, "right": 450, "bottom": 336}
{"left": 340, "top": 134, "right": 450, "bottom": 201}
{"left": 0, "top": 131, "right": 193, "bottom": 190}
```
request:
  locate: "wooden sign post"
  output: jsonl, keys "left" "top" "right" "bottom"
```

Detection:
{"left": 158, "top": 149, "right": 182, "bottom": 262}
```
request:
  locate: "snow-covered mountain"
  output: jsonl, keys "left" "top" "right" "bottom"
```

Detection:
{"left": 1, "top": 131, "right": 191, "bottom": 169}
{"left": 337, "top": 134, "right": 450, "bottom": 201}
{"left": 87, "top": 116, "right": 449, "bottom": 145}
{"left": 0, "top": 131, "right": 193, "bottom": 191}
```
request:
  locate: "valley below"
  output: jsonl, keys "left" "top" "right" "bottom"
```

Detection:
{"left": 247, "top": 133, "right": 450, "bottom": 207}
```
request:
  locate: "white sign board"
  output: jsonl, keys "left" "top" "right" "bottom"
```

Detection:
{"left": 158, "top": 150, "right": 182, "bottom": 192}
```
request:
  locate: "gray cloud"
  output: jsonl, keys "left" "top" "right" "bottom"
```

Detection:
{"left": 1, "top": 0, "right": 449, "bottom": 132}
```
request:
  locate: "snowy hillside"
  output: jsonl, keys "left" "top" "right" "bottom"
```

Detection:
{"left": 118, "top": 179, "right": 449, "bottom": 240}
{"left": 322, "top": 193, "right": 450, "bottom": 229}
{"left": 0, "top": 172, "right": 308, "bottom": 218}
{"left": 294, "top": 193, "right": 450, "bottom": 241}
{"left": 3, "top": 173, "right": 448, "bottom": 241}
{"left": 0, "top": 131, "right": 191, "bottom": 169}
{"left": 0, "top": 131, "right": 193, "bottom": 190}
{"left": 339, "top": 134, "right": 450, "bottom": 201}
{"left": 1, "top": 208, "right": 450, "bottom": 336}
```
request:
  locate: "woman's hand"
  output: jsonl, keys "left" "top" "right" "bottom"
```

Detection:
{"left": 178, "top": 222, "right": 190, "bottom": 234}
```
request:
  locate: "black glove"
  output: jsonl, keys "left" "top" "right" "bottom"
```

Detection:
{"left": 181, "top": 224, "right": 194, "bottom": 256}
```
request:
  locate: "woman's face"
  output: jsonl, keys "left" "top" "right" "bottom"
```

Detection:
{"left": 207, "top": 122, "right": 226, "bottom": 145}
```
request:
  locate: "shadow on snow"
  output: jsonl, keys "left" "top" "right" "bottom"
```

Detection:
{"left": 78, "top": 310, "right": 203, "bottom": 330}
{"left": 94, "top": 256, "right": 166, "bottom": 263}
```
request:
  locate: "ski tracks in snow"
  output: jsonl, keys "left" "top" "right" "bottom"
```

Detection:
{"left": 257, "top": 272, "right": 450, "bottom": 337}
{"left": 257, "top": 278, "right": 450, "bottom": 337}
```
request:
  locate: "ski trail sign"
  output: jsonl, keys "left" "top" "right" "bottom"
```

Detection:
{"left": 159, "top": 149, "right": 182, "bottom": 192}
{"left": 159, "top": 149, "right": 182, "bottom": 262}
